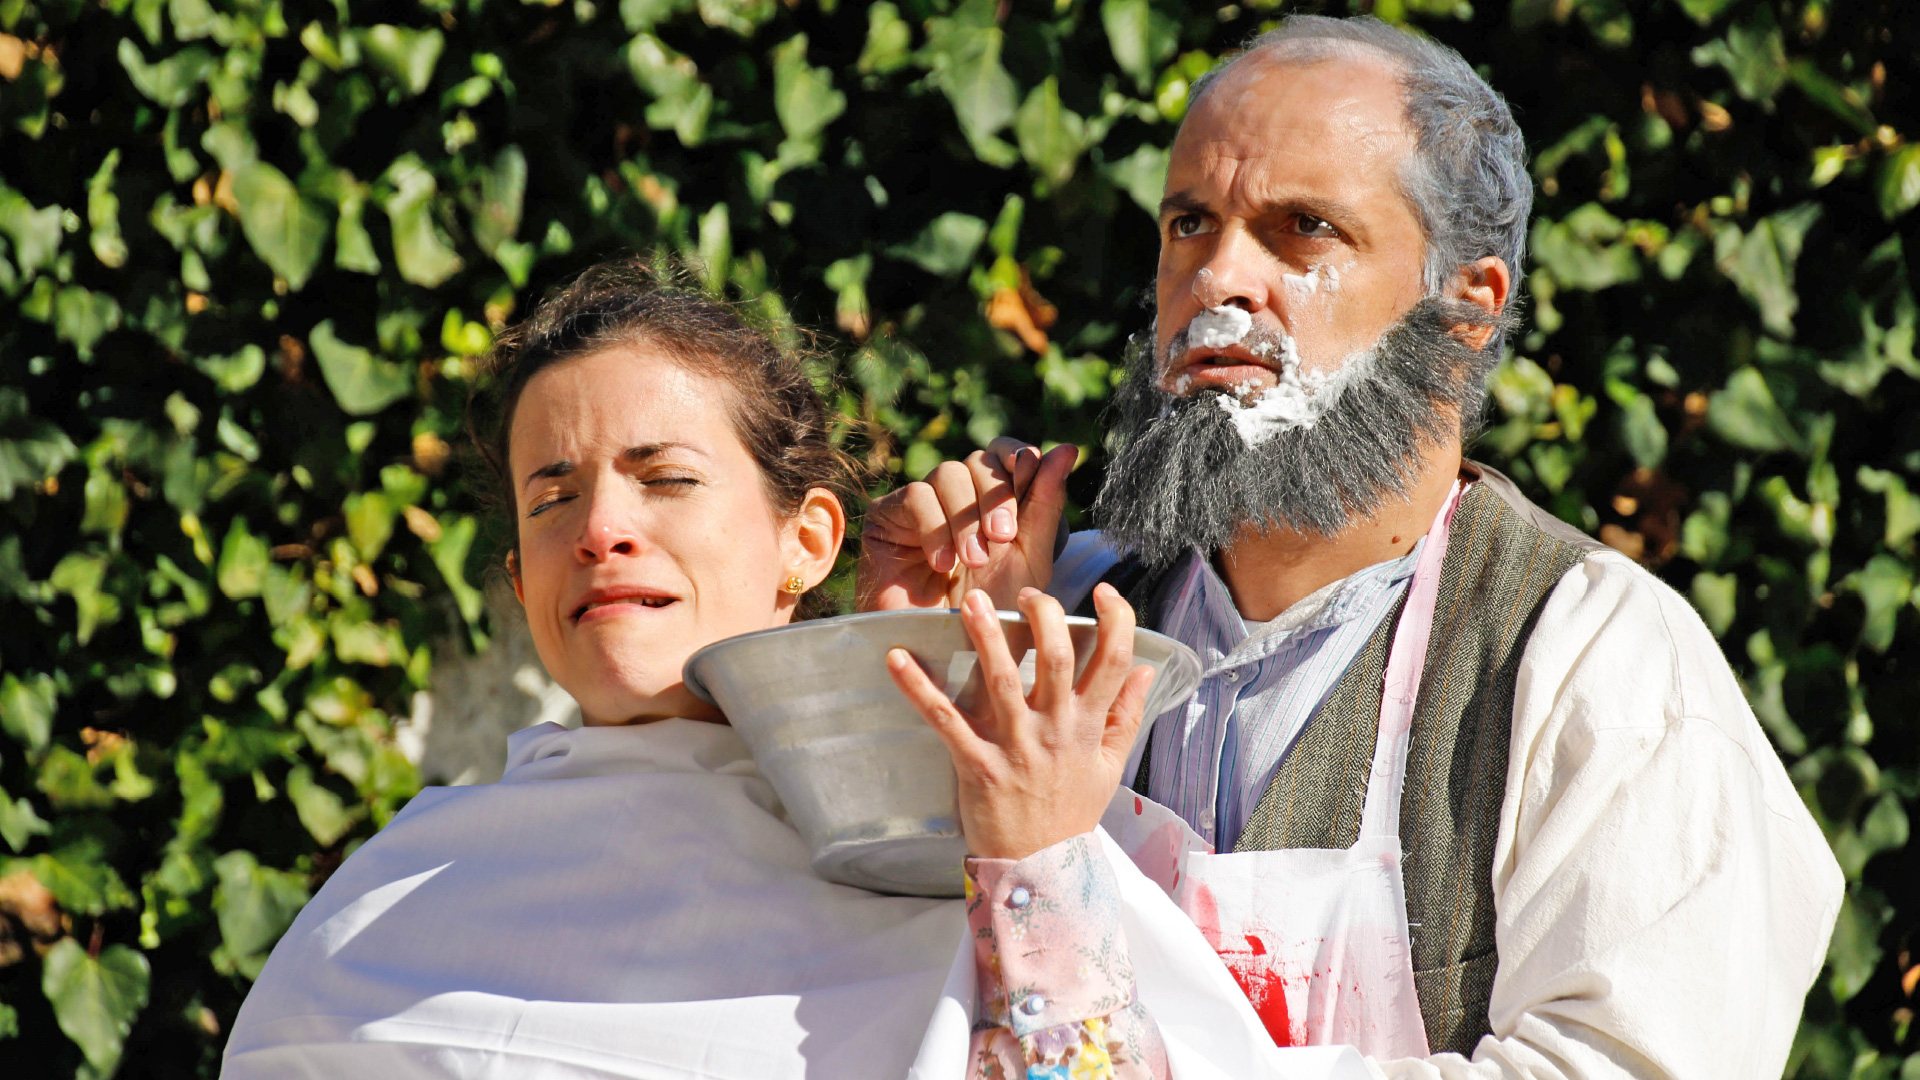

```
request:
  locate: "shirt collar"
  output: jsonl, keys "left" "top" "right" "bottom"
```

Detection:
{"left": 1160, "top": 538, "right": 1425, "bottom": 663}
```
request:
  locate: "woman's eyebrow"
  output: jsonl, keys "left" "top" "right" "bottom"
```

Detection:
{"left": 623, "top": 442, "right": 707, "bottom": 463}
{"left": 523, "top": 460, "right": 573, "bottom": 488}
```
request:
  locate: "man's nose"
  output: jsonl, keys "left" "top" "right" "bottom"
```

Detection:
{"left": 1191, "top": 229, "right": 1269, "bottom": 315}
{"left": 574, "top": 489, "right": 646, "bottom": 563}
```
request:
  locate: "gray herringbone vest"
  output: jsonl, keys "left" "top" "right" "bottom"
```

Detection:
{"left": 1109, "top": 467, "right": 1596, "bottom": 1055}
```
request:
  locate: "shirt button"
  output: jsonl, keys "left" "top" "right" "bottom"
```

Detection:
{"left": 1225, "top": 670, "right": 1239, "bottom": 682}
{"left": 1008, "top": 886, "right": 1031, "bottom": 909}
{"left": 1021, "top": 995, "right": 1047, "bottom": 1016}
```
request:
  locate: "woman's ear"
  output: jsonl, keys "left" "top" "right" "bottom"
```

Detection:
{"left": 507, "top": 549, "right": 525, "bottom": 606}
{"left": 782, "top": 487, "right": 847, "bottom": 593}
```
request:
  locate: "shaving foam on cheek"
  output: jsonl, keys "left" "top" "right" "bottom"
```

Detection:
{"left": 1189, "top": 305, "right": 1252, "bottom": 349}
{"left": 1281, "top": 264, "right": 1341, "bottom": 298}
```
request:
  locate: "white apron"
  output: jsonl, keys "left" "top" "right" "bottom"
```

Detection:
{"left": 1100, "top": 481, "right": 1462, "bottom": 1059}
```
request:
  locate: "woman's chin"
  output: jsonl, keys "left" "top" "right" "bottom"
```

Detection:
{"left": 574, "top": 677, "right": 720, "bottom": 726}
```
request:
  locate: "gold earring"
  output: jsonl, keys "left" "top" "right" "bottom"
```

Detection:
{"left": 784, "top": 575, "right": 807, "bottom": 595}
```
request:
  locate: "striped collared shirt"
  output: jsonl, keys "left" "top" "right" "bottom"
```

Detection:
{"left": 1141, "top": 541, "right": 1422, "bottom": 851}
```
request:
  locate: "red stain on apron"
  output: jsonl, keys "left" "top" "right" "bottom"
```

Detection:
{"left": 1185, "top": 885, "right": 1300, "bottom": 1046}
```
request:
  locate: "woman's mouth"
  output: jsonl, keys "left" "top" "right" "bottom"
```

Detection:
{"left": 572, "top": 592, "right": 679, "bottom": 623}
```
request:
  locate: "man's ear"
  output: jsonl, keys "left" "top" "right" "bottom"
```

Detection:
{"left": 506, "top": 549, "right": 525, "bottom": 607}
{"left": 783, "top": 487, "right": 848, "bottom": 593}
{"left": 1444, "top": 256, "right": 1512, "bottom": 351}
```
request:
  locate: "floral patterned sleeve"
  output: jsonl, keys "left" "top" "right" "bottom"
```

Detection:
{"left": 964, "top": 833, "right": 1170, "bottom": 1080}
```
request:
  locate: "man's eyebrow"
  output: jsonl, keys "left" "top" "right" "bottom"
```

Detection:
{"left": 1266, "top": 194, "right": 1366, "bottom": 231}
{"left": 1158, "top": 190, "right": 1212, "bottom": 218}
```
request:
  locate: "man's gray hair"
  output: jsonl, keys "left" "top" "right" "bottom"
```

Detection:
{"left": 1190, "top": 16, "right": 1531, "bottom": 312}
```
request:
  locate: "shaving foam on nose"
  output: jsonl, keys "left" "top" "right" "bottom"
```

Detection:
{"left": 1190, "top": 305, "right": 1252, "bottom": 349}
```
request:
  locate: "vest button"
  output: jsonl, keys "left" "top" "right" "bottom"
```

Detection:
{"left": 1008, "top": 886, "right": 1031, "bottom": 908}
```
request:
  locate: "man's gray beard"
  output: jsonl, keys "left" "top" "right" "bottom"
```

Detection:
{"left": 1091, "top": 296, "right": 1502, "bottom": 571}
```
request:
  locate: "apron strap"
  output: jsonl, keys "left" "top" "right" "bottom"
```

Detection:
{"left": 1359, "top": 481, "right": 1464, "bottom": 841}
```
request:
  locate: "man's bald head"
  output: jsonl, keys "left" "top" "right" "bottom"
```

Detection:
{"left": 1187, "top": 17, "right": 1530, "bottom": 318}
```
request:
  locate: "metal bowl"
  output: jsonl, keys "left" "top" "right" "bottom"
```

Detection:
{"left": 683, "top": 608, "right": 1202, "bottom": 897}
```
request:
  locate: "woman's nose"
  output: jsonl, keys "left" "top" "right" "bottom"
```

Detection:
{"left": 574, "top": 492, "right": 646, "bottom": 564}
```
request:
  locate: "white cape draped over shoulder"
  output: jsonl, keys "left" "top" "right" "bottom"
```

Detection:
{"left": 222, "top": 719, "right": 1366, "bottom": 1080}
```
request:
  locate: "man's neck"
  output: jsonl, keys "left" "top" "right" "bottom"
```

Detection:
{"left": 1212, "top": 446, "right": 1464, "bottom": 623}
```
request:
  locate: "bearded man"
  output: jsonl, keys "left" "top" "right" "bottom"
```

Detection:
{"left": 859, "top": 14, "right": 1842, "bottom": 1080}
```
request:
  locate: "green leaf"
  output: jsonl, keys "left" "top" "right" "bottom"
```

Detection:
{"left": 216, "top": 516, "right": 269, "bottom": 599}
{"left": 343, "top": 491, "right": 395, "bottom": 561}
{"left": 856, "top": 1, "right": 912, "bottom": 76}
{"left": 230, "top": 161, "right": 330, "bottom": 291}
{"left": 285, "top": 764, "right": 359, "bottom": 846}
{"left": 1671, "top": 0, "right": 1739, "bottom": 25}
{"left": 890, "top": 212, "right": 987, "bottom": 278}
{"left": 193, "top": 344, "right": 266, "bottom": 394}
{"left": 115, "top": 40, "right": 216, "bottom": 108}
{"left": 0, "top": 181, "right": 66, "bottom": 277}
{"left": 922, "top": 6, "right": 1020, "bottom": 167}
{"left": 469, "top": 146, "right": 526, "bottom": 258}
{"left": 426, "top": 513, "right": 483, "bottom": 625}
{"left": 0, "top": 788, "right": 51, "bottom": 852}
{"left": 626, "top": 34, "right": 713, "bottom": 146}
{"left": 1878, "top": 145, "right": 1920, "bottom": 222}
{"left": 50, "top": 552, "right": 122, "bottom": 645}
{"left": 0, "top": 388, "right": 78, "bottom": 498}
{"left": 212, "top": 849, "right": 310, "bottom": 971}
{"left": 41, "top": 938, "right": 150, "bottom": 1076}
{"left": 86, "top": 149, "right": 127, "bottom": 269}
{"left": 1, "top": 672, "right": 57, "bottom": 755}
{"left": 357, "top": 25, "right": 445, "bottom": 97}
{"left": 1530, "top": 204, "right": 1640, "bottom": 292}
{"left": 1713, "top": 202, "right": 1821, "bottom": 338}
{"left": 1856, "top": 467, "right": 1920, "bottom": 549}
{"left": 1690, "top": 8, "right": 1787, "bottom": 102}
{"left": 309, "top": 320, "right": 412, "bottom": 416}
{"left": 168, "top": 0, "right": 218, "bottom": 40}
{"left": 1618, "top": 394, "right": 1668, "bottom": 470}
{"left": 1101, "top": 144, "right": 1167, "bottom": 218}
{"left": 23, "top": 838, "right": 138, "bottom": 912}
{"left": 1690, "top": 571, "right": 1738, "bottom": 637}
{"left": 771, "top": 34, "right": 845, "bottom": 160}
{"left": 334, "top": 185, "right": 382, "bottom": 275}
{"left": 1844, "top": 555, "right": 1912, "bottom": 653}
{"left": 1101, "top": 0, "right": 1178, "bottom": 91}
{"left": 1708, "top": 368, "right": 1803, "bottom": 454}
{"left": 380, "top": 155, "right": 463, "bottom": 288}
{"left": 53, "top": 286, "right": 123, "bottom": 358}
{"left": 697, "top": 201, "right": 731, "bottom": 292}
{"left": 1827, "top": 886, "right": 1891, "bottom": 1003}
{"left": 1014, "top": 77, "right": 1090, "bottom": 187}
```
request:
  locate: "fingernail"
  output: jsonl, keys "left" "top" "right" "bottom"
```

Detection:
{"left": 962, "top": 533, "right": 986, "bottom": 564}
{"left": 967, "top": 590, "right": 992, "bottom": 615}
{"left": 932, "top": 546, "right": 954, "bottom": 573}
{"left": 886, "top": 648, "right": 909, "bottom": 669}
{"left": 988, "top": 507, "right": 1015, "bottom": 538}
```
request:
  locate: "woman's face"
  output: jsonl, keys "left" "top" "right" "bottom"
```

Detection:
{"left": 507, "top": 345, "right": 839, "bottom": 724}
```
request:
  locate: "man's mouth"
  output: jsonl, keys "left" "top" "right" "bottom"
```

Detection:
{"left": 1167, "top": 346, "right": 1280, "bottom": 393}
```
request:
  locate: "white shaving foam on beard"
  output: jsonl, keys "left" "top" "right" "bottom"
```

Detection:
{"left": 1189, "top": 305, "right": 1252, "bottom": 349}
{"left": 1213, "top": 332, "right": 1373, "bottom": 448}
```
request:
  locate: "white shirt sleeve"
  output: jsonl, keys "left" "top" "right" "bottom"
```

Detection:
{"left": 1369, "top": 550, "right": 1844, "bottom": 1080}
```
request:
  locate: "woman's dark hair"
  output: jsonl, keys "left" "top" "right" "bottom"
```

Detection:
{"left": 469, "top": 258, "right": 861, "bottom": 617}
